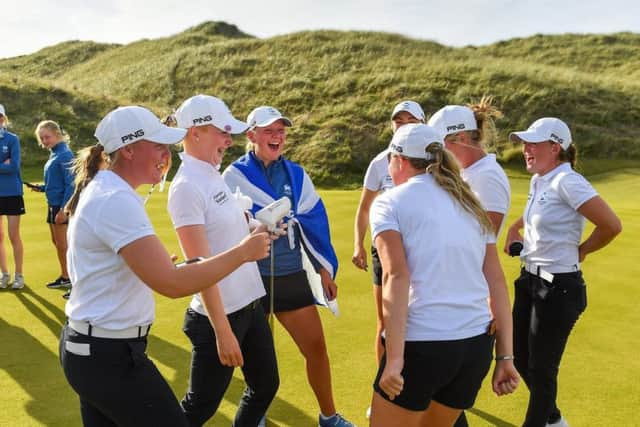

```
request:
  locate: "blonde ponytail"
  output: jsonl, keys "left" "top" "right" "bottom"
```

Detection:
{"left": 467, "top": 95, "right": 503, "bottom": 152}
{"left": 64, "top": 144, "right": 108, "bottom": 216}
{"left": 425, "top": 143, "right": 493, "bottom": 234}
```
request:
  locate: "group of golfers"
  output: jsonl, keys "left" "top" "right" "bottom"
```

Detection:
{"left": 0, "top": 95, "right": 621, "bottom": 427}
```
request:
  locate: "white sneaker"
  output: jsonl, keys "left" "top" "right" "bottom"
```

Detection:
{"left": 546, "top": 417, "right": 570, "bottom": 427}
{"left": 0, "top": 272, "right": 9, "bottom": 289}
{"left": 11, "top": 274, "right": 24, "bottom": 290}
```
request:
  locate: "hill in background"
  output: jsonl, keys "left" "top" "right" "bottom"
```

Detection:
{"left": 1, "top": 21, "right": 639, "bottom": 186}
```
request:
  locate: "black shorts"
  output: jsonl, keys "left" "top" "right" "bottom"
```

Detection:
{"left": 374, "top": 333, "right": 494, "bottom": 411}
{"left": 371, "top": 245, "right": 383, "bottom": 286}
{"left": 47, "top": 205, "right": 69, "bottom": 224}
{"left": 260, "top": 270, "right": 316, "bottom": 314}
{"left": 0, "top": 196, "right": 25, "bottom": 216}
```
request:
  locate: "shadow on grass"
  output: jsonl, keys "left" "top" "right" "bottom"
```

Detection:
{"left": 0, "top": 316, "right": 78, "bottom": 426}
{"left": 468, "top": 407, "right": 518, "bottom": 427}
{"left": 149, "top": 335, "right": 315, "bottom": 426}
{"left": 14, "top": 285, "right": 66, "bottom": 337}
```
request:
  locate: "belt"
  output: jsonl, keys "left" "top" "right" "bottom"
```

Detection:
{"left": 524, "top": 264, "right": 555, "bottom": 283}
{"left": 68, "top": 319, "right": 152, "bottom": 339}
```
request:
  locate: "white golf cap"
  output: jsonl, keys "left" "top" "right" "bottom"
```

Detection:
{"left": 388, "top": 123, "right": 443, "bottom": 160}
{"left": 95, "top": 106, "right": 187, "bottom": 154}
{"left": 427, "top": 105, "right": 477, "bottom": 138}
{"left": 247, "top": 106, "right": 292, "bottom": 129}
{"left": 0, "top": 104, "right": 5, "bottom": 116}
{"left": 175, "top": 94, "right": 248, "bottom": 134}
{"left": 391, "top": 100, "right": 425, "bottom": 121}
{"left": 509, "top": 117, "right": 572, "bottom": 150}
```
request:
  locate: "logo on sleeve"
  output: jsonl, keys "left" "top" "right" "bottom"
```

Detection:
{"left": 213, "top": 190, "right": 229, "bottom": 205}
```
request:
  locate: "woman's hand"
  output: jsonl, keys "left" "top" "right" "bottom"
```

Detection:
{"left": 351, "top": 245, "right": 368, "bottom": 271}
{"left": 492, "top": 360, "right": 520, "bottom": 396}
{"left": 503, "top": 217, "right": 524, "bottom": 255}
{"left": 54, "top": 209, "right": 68, "bottom": 224}
{"left": 378, "top": 357, "right": 404, "bottom": 400}
{"left": 319, "top": 268, "right": 337, "bottom": 300}
{"left": 239, "top": 229, "right": 271, "bottom": 262}
{"left": 215, "top": 325, "right": 244, "bottom": 367}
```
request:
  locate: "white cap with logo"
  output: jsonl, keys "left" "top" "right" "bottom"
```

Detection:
{"left": 0, "top": 104, "right": 5, "bottom": 116}
{"left": 391, "top": 100, "right": 425, "bottom": 121}
{"left": 427, "top": 105, "right": 477, "bottom": 138}
{"left": 388, "top": 124, "right": 443, "bottom": 160}
{"left": 95, "top": 106, "right": 187, "bottom": 154}
{"left": 175, "top": 94, "right": 248, "bottom": 134}
{"left": 509, "top": 117, "right": 572, "bottom": 150}
{"left": 247, "top": 106, "right": 293, "bottom": 129}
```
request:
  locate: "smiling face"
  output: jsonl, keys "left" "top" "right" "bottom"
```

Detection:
{"left": 38, "top": 128, "right": 60, "bottom": 149}
{"left": 188, "top": 124, "right": 233, "bottom": 166}
{"left": 522, "top": 141, "right": 561, "bottom": 175}
{"left": 129, "top": 140, "right": 172, "bottom": 185}
{"left": 392, "top": 111, "right": 421, "bottom": 132}
{"left": 248, "top": 120, "right": 287, "bottom": 166}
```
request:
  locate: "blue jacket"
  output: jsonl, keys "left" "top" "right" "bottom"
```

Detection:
{"left": 43, "top": 142, "right": 75, "bottom": 206}
{"left": 0, "top": 128, "right": 23, "bottom": 197}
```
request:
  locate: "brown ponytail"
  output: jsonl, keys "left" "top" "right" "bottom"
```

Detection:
{"left": 424, "top": 142, "right": 493, "bottom": 234}
{"left": 467, "top": 95, "right": 503, "bottom": 152}
{"left": 64, "top": 144, "right": 108, "bottom": 216}
{"left": 559, "top": 144, "right": 578, "bottom": 169}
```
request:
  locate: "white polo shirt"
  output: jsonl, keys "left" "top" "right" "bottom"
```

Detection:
{"left": 370, "top": 173, "right": 494, "bottom": 342}
{"left": 168, "top": 153, "right": 265, "bottom": 316}
{"left": 522, "top": 162, "right": 598, "bottom": 273}
{"left": 65, "top": 171, "right": 156, "bottom": 329}
{"left": 364, "top": 149, "right": 394, "bottom": 193}
{"left": 461, "top": 154, "right": 511, "bottom": 235}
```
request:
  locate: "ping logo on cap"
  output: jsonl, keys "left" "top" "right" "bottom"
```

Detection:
{"left": 390, "top": 143, "right": 403, "bottom": 153}
{"left": 121, "top": 129, "right": 145, "bottom": 143}
{"left": 550, "top": 133, "right": 564, "bottom": 144}
{"left": 446, "top": 123, "right": 466, "bottom": 132}
{"left": 193, "top": 115, "right": 212, "bottom": 125}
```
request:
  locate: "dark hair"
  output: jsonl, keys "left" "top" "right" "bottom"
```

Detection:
{"left": 64, "top": 144, "right": 108, "bottom": 216}
{"left": 558, "top": 144, "right": 578, "bottom": 169}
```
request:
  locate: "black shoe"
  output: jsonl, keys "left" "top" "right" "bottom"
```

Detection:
{"left": 47, "top": 277, "right": 72, "bottom": 289}
{"left": 62, "top": 290, "right": 71, "bottom": 299}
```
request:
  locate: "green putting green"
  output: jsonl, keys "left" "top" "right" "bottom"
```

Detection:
{"left": 1, "top": 167, "right": 637, "bottom": 426}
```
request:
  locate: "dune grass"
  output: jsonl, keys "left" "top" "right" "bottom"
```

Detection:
{"left": 0, "top": 166, "right": 638, "bottom": 426}
{"left": 1, "top": 23, "right": 639, "bottom": 186}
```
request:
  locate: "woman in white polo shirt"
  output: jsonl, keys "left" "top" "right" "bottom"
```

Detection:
{"left": 168, "top": 95, "right": 278, "bottom": 426}
{"left": 59, "top": 106, "right": 272, "bottom": 427}
{"left": 505, "top": 118, "right": 621, "bottom": 427}
{"left": 428, "top": 97, "right": 510, "bottom": 235}
{"left": 369, "top": 124, "right": 519, "bottom": 427}
{"left": 352, "top": 100, "right": 424, "bottom": 373}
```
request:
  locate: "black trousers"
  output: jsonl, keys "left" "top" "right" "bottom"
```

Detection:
{"left": 513, "top": 268, "right": 587, "bottom": 427}
{"left": 59, "top": 325, "right": 188, "bottom": 427}
{"left": 181, "top": 301, "right": 279, "bottom": 427}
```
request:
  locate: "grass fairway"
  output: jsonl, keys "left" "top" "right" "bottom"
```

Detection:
{"left": 1, "top": 167, "right": 638, "bottom": 426}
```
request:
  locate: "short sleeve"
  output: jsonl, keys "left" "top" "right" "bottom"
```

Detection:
{"left": 94, "top": 191, "right": 155, "bottom": 253}
{"left": 363, "top": 159, "right": 382, "bottom": 191}
{"left": 167, "top": 180, "right": 206, "bottom": 228}
{"left": 370, "top": 194, "right": 399, "bottom": 241}
{"left": 554, "top": 172, "right": 598, "bottom": 211}
{"left": 472, "top": 173, "right": 510, "bottom": 214}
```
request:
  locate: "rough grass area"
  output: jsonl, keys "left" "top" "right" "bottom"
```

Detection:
{"left": 1, "top": 167, "right": 638, "bottom": 426}
{"left": 1, "top": 23, "right": 639, "bottom": 186}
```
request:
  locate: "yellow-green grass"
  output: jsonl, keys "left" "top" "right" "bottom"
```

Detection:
{"left": 1, "top": 167, "right": 638, "bottom": 426}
